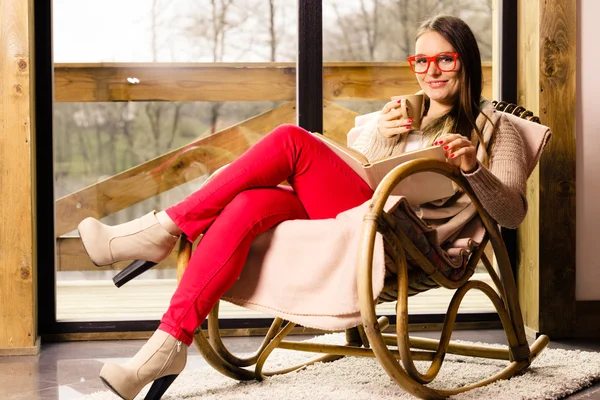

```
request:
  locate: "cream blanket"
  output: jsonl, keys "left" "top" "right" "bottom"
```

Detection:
{"left": 222, "top": 197, "right": 397, "bottom": 331}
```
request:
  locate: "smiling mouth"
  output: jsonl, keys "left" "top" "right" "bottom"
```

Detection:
{"left": 427, "top": 81, "right": 448, "bottom": 88}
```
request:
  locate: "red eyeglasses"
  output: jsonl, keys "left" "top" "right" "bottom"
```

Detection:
{"left": 407, "top": 52, "right": 459, "bottom": 74}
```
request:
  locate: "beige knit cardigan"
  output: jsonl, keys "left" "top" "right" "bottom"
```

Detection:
{"left": 350, "top": 100, "right": 531, "bottom": 234}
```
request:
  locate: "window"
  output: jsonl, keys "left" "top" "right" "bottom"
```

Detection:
{"left": 45, "top": 0, "right": 504, "bottom": 331}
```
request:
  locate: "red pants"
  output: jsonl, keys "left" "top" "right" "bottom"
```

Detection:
{"left": 159, "top": 124, "right": 373, "bottom": 345}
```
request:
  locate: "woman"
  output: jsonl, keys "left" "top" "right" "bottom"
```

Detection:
{"left": 78, "top": 15, "right": 530, "bottom": 400}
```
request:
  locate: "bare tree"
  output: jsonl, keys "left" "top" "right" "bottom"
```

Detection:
{"left": 324, "top": 0, "right": 492, "bottom": 62}
{"left": 185, "top": 0, "right": 240, "bottom": 133}
{"left": 329, "top": 1, "right": 358, "bottom": 60}
{"left": 360, "top": 0, "right": 380, "bottom": 60}
{"left": 116, "top": 103, "right": 137, "bottom": 170}
{"left": 395, "top": 0, "right": 414, "bottom": 57}
{"left": 326, "top": 0, "right": 384, "bottom": 62}
{"left": 386, "top": 0, "right": 493, "bottom": 59}
{"left": 145, "top": 0, "right": 182, "bottom": 156}
{"left": 72, "top": 106, "right": 92, "bottom": 177}
{"left": 142, "top": 0, "right": 184, "bottom": 210}
{"left": 268, "top": 0, "right": 277, "bottom": 62}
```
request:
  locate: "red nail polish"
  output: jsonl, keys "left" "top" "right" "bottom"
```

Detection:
{"left": 406, "top": 126, "right": 411, "bottom": 129}
{"left": 438, "top": 140, "right": 444, "bottom": 144}
{"left": 450, "top": 154, "right": 455, "bottom": 158}
{"left": 397, "top": 99, "right": 402, "bottom": 104}
{"left": 407, "top": 119, "right": 413, "bottom": 123}
{"left": 443, "top": 145, "right": 449, "bottom": 150}
{"left": 433, "top": 141, "right": 438, "bottom": 145}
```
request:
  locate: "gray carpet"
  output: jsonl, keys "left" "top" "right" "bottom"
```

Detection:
{"left": 86, "top": 333, "right": 600, "bottom": 400}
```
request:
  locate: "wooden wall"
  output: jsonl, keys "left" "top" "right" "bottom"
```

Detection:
{"left": 0, "top": 0, "right": 39, "bottom": 354}
{"left": 517, "top": 0, "right": 577, "bottom": 338}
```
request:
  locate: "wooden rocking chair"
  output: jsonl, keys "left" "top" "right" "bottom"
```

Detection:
{"left": 173, "top": 101, "right": 551, "bottom": 400}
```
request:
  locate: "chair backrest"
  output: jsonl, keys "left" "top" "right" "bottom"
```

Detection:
{"left": 383, "top": 101, "right": 548, "bottom": 297}
{"left": 492, "top": 100, "right": 541, "bottom": 124}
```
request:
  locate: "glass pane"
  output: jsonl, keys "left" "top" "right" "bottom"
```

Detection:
{"left": 322, "top": 1, "right": 497, "bottom": 315}
{"left": 54, "top": 0, "right": 299, "bottom": 63}
{"left": 53, "top": 0, "right": 298, "bottom": 322}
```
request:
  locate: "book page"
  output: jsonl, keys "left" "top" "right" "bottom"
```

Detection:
{"left": 368, "top": 146, "right": 444, "bottom": 178}
{"left": 310, "top": 132, "right": 369, "bottom": 164}
{"left": 366, "top": 146, "right": 455, "bottom": 205}
{"left": 311, "top": 132, "right": 454, "bottom": 205}
{"left": 309, "top": 132, "right": 372, "bottom": 184}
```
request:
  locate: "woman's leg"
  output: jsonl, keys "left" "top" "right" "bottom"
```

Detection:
{"left": 167, "top": 124, "right": 373, "bottom": 241}
{"left": 100, "top": 187, "right": 308, "bottom": 399}
{"left": 98, "top": 187, "right": 307, "bottom": 398}
{"left": 160, "top": 186, "right": 309, "bottom": 345}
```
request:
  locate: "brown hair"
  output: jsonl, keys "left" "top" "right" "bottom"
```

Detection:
{"left": 416, "top": 15, "right": 489, "bottom": 161}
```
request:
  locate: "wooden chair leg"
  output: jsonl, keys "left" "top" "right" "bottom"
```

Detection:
{"left": 176, "top": 233, "right": 192, "bottom": 281}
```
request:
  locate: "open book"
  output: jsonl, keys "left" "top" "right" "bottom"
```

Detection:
{"left": 310, "top": 132, "right": 455, "bottom": 205}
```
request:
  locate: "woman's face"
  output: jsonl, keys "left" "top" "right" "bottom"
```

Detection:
{"left": 414, "top": 31, "right": 462, "bottom": 106}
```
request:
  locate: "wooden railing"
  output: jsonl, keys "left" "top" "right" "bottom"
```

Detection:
{"left": 54, "top": 62, "right": 493, "bottom": 271}
{"left": 54, "top": 62, "right": 493, "bottom": 102}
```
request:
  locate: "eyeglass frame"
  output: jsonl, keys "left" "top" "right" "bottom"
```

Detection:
{"left": 406, "top": 52, "right": 459, "bottom": 74}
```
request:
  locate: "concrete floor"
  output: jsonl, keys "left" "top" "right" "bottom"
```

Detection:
{"left": 1, "top": 329, "right": 600, "bottom": 399}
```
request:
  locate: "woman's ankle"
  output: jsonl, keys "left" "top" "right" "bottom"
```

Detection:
{"left": 158, "top": 323, "right": 193, "bottom": 346}
{"left": 156, "top": 211, "right": 182, "bottom": 236}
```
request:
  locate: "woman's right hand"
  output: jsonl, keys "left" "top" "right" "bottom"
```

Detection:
{"left": 376, "top": 99, "right": 413, "bottom": 138}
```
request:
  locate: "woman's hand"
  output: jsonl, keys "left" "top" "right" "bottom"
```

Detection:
{"left": 377, "top": 99, "right": 413, "bottom": 138}
{"left": 434, "top": 134, "right": 478, "bottom": 173}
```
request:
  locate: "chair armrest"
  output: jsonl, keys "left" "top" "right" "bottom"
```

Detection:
{"left": 363, "top": 157, "right": 517, "bottom": 307}
{"left": 369, "top": 158, "right": 492, "bottom": 227}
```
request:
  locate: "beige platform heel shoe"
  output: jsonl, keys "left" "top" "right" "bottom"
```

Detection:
{"left": 100, "top": 330, "right": 187, "bottom": 400}
{"left": 78, "top": 211, "right": 179, "bottom": 287}
{"left": 78, "top": 211, "right": 178, "bottom": 266}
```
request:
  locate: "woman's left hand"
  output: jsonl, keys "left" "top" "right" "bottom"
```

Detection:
{"left": 434, "top": 134, "right": 478, "bottom": 173}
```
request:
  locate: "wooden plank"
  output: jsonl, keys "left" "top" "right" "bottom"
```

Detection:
{"left": 0, "top": 337, "right": 40, "bottom": 356}
{"left": 55, "top": 102, "right": 297, "bottom": 237}
{"left": 56, "top": 237, "right": 178, "bottom": 272}
{"left": 517, "top": 165, "right": 540, "bottom": 333}
{"left": 0, "top": 0, "right": 37, "bottom": 351}
{"left": 537, "top": 0, "right": 577, "bottom": 338}
{"left": 54, "top": 63, "right": 297, "bottom": 102}
{"left": 54, "top": 63, "right": 493, "bottom": 103}
{"left": 516, "top": 0, "right": 541, "bottom": 335}
{"left": 325, "top": 63, "right": 493, "bottom": 102}
{"left": 517, "top": 0, "right": 577, "bottom": 339}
